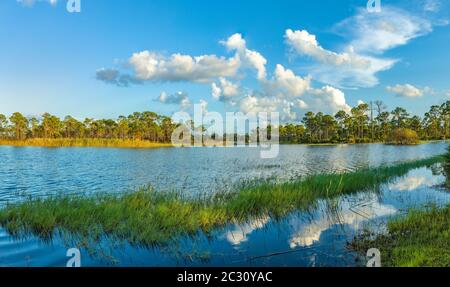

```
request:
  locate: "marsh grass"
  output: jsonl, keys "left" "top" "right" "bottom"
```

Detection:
{"left": 350, "top": 204, "right": 450, "bottom": 267}
{"left": 0, "top": 138, "right": 173, "bottom": 149}
{"left": 0, "top": 155, "right": 444, "bottom": 247}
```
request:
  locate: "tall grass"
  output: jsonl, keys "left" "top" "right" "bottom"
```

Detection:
{"left": 0, "top": 155, "right": 444, "bottom": 246}
{"left": 0, "top": 138, "right": 173, "bottom": 149}
{"left": 351, "top": 204, "right": 450, "bottom": 267}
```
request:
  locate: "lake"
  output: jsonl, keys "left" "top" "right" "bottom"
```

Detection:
{"left": 0, "top": 142, "right": 447, "bottom": 201}
{"left": 0, "top": 142, "right": 449, "bottom": 266}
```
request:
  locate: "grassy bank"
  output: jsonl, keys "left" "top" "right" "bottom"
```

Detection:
{"left": 0, "top": 155, "right": 444, "bottom": 246}
{"left": 351, "top": 204, "right": 450, "bottom": 267}
{"left": 0, "top": 138, "right": 173, "bottom": 149}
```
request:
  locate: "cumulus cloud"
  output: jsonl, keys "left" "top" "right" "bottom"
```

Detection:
{"left": 386, "top": 84, "right": 433, "bottom": 98}
{"left": 307, "top": 86, "right": 351, "bottom": 114}
{"left": 285, "top": 29, "right": 395, "bottom": 88}
{"left": 236, "top": 64, "right": 350, "bottom": 121}
{"left": 285, "top": 7, "right": 433, "bottom": 88}
{"left": 100, "top": 16, "right": 440, "bottom": 122}
{"left": 221, "top": 33, "right": 267, "bottom": 80}
{"left": 98, "top": 33, "right": 268, "bottom": 87}
{"left": 129, "top": 51, "right": 240, "bottom": 83}
{"left": 98, "top": 32, "right": 351, "bottom": 121}
{"left": 271, "top": 64, "right": 311, "bottom": 97}
{"left": 211, "top": 78, "right": 240, "bottom": 103}
{"left": 157, "top": 91, "right": 191, "bottom": 110}
{"left": 285, "top": 29, "right": 372, "bottom": 68}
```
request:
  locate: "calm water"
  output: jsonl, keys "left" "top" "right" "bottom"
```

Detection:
{"left": 0, "top": 142, "right": 449, "bottom": 267}
{"left": 0, "top": 142, "right": 447, "bottom": 203}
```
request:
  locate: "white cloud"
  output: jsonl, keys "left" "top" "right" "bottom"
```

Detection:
{"left": 222, "top": 33, "right": 267, "bottom": 80}
{"left": 386, "top": 84, "right": 432, "bottom": 98}
{"left": 98, "top": 33, "right": 266, "bottom": 86}
{"left": 285, "top": 29, "right": 395, "bottom": 88}
{"left": 285, "top": 7, "right": 433, "bottom": 88}
{"left": 157, "top": 91, "right": 191, "bottom": 110}
{"left": 271, "top": 64, "right": 311, "bottom": 97}
{"left": 222, "top": 33, "right": 246, "bottom": 52}
{"left": 285, "top": 29, "right": 372, "bottom": 68}
{"left": 337, "top": 7, "right": 432, "bottom": 54}
{"left": 97, "top": 33, "right": 362, "bottom": 121}
{"left": 237, "top": 65, "right": 351, "bottom": 121}
{"left": 211, "top": 78, "right": 240, "bottom": 103}
{"left": 129, "top": 51, "right": 240, "bottom": 83}
{"left": 308, "top": 86, "right": 351, "bottom": 113}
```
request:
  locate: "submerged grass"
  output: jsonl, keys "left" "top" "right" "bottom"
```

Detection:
{"left": 0, "top": 138, "right": 173, "bottom": 149}
{"left": 0, "top": 155, "right": 444, "bottom": 246}
{"left": 351, "top": 204, "right": 450, "bottom": 267}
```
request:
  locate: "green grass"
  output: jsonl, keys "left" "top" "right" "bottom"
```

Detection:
{"left": 350, "top": 204, "right": 450, "bottom": 267}
{"left": 0, "top": 138, "right": 173, "bottom": 149}
{"left": 0, "top": 155, "right": 444, "bottom": 247}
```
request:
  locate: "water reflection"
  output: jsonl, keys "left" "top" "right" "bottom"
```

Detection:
{"left": 389, "top": 169, "right": 443, "bottom": 191}
{"left": 289, "top": 196, "right": 397, "bottom": 248}
{"left": 0, "top": 144, "right": 449, "bottom": 266}
{"left": 0, "top": 143, "right": 447, "bottom": 204}
{"left": 226, "top": 216, "right": 270, "bottom": 246}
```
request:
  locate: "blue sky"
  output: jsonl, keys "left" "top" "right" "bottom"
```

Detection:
{"left": 0, "top": 0, "right": 449, "bottom": 121}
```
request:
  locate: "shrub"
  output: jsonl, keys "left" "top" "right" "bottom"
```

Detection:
{"left": 388, "top": 128, "right": 420, "bottom": 145}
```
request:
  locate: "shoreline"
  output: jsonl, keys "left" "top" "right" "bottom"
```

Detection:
{"left": 0, "top": 138, "right": 173, "bottom": 149}
{"left": 0, "top": 138, "right": 447, "bottom": 149}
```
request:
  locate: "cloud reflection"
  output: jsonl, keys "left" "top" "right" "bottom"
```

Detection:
{"left": 389, "top": 176, "right": 436, "bottom": 191}
{"left": 225, "top": 216, "right": 270, "bottom": 246}
{"left": 289, "top": 196, "right": 397, "bottom": 248}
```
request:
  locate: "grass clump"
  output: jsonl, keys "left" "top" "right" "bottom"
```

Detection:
{"left": 351, "top": 204, "right": 450, "bottom": 267}
{"left": 0, "top": 138, "right": 173, "bottom": 149}
{"left": 0, "top": 155, "right": 444, "bottom": 247}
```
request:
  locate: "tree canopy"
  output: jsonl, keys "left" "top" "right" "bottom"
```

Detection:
{"left": 0, "top": 101, "right": 448, "bottom": 145}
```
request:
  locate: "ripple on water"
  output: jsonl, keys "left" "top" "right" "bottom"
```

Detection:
{"left": 0, "top": 143, "right": 448, "bottom": 266}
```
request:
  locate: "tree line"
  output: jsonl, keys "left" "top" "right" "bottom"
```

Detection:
{"left": 280, "top": 101, "right": 449, "bottom": 144}
{"left": 0, "top": 101, "right": 449, "bottom": 144}
{"left": 0, "top": 112, "right": 177, "bottom": 143}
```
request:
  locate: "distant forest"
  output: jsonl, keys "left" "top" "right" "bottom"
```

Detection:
{"left": 0, "top": 101, "right": 449, "bottom": 144}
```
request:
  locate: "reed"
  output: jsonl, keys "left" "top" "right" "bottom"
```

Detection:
{"left": 351, "top": 204, "right": 450, "bottom": 267}
{"left": 0, "top": 138, "right": 173, "bottom": 149}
